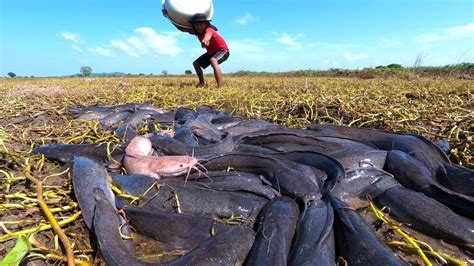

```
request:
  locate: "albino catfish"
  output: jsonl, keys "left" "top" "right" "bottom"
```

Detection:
{"left": 123, "top": 135, "right": 198, "bottom": 179}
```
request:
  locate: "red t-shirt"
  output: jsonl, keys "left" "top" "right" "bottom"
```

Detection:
{"left": 189, "top": 27, "right": 229, "bottom": 55}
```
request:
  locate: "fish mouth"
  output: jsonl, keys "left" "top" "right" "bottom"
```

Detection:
{"left": 159, "top": 168, "right": 191, "bottom": 177}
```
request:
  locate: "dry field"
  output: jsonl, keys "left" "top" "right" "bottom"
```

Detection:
{"left": 0, "top": 76, "right": 472, "bottom": 264}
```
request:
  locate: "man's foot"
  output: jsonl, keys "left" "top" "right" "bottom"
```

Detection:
{"left": 196, "top": 82, "right": 206, "bottom": 88}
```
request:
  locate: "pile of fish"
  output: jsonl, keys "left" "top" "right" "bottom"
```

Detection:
{"left": 32, "top": 103, "right": 474, "bottom": 265}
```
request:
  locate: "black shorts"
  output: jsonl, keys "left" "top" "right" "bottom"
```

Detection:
{"left": 194, "top": 50, "right": 229, "bottom": 69}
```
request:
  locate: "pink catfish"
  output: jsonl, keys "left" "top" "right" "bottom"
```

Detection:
{"left": 123, "top": 135, "right": 198, "bottom": 179}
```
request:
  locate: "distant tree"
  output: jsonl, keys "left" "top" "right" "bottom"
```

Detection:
{"left": 161, "top": 70, "right": 169, "bottom": 76}
{"left": 139, "top": 73, "right": 145, "bottom": 76}
{"left": 184, "top": 70, "right": 192, "bottom": 75}
{"left": 80, "top": 66, "right": 92, "bottom": 77}
{"left": 386, "top": 64, "right": 403, "bottom": 69}
{"left": 7, "top": 72, "right": 16, "bottom": 78}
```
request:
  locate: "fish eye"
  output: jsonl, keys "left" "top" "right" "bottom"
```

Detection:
{"left": 180, "top": 164, "right": 183, "bottom": 167}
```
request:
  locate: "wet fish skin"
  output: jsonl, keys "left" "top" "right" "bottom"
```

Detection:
{"left": 114, "top": 171, "right": 278, "bottom": 200}
{"left": 185, "top": 115, "right": 224, "bottom": 143}
{"left": 76, "top": 110, "right": 112, "bottom": 120}
{"left": 236, "top": 131, "right": 343, "bottom": 154}
{"left": 223, "top": 119, "right": 284, "bottom": 136}
{"left": 271, "top": 151, "right": 345, "bottom": 197}
{"left": 113, "top": 172, "right": 266, "bottom": 196}
{"left": 245, "top": 197, "right": 300, "bottom": 266}
{"left": 329, "top": 195, "right": 403, "bottom": 266}
{"left": 123, "top": 205, "right": 233, "bottom": 251}
{"left": 32, "top": 142, "right": 126, "bottom": 163}
{"left": 174, "top": 107, "right": 196, "bottom": 124}
{"left": 114, "top": 123, "right": 138, "bottom": 142}
{"left": 203, "top": 153, "right": 321, "bottom": 202}
{"left": 125, "top": 109, "right": 158, "bottom": 128}
{"left": 93, "top": 189, "right": 146, "bottom": 266}
{"left": 374, "top": 186, "right": 474, "bottom": 246}
{"left": 166, "top": 227, "right": 255, "bottom": 266}
{"left": 331, "top": 168, "right": 389, "bottom": 205}
{"left": 444, "top": 164, "right": 474, "bottom": 197}
{"left": 115, "top": 176, "right": 268, "bottom": 222}
{"left": 185, "top": 171, "right": 264, "bottom": 184}
{"left": 174, "top": 125, "right": 199, "bottom": 146}
{"left": 72, "top": 156, "right": 116, "bottom": 229}
{"left": 212, "top": 115, "right": 247, "bottom": 130}
{"left": 196, "top": 180, "right": 276, "bottom": 199}
{"left": 385, "top": 150, "right": 474, "bottom": 220}
{"left": 307, "top": 124, "right": 450, "bottom": 184}
{"left": 288, "top": 198, "right": 335, "bottom": 266}
{"left": 384, "top": 150, "right": 434, "bottom": 190}
{"left": 99, "top": 110, "right": 134, "bottom": 129}
{"left": 149, "top": 133, "right": 236, "bottom": 159}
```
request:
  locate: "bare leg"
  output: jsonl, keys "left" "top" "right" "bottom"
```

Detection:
{"left": 210, "top": 58, "right": 224, "bottom": 87}
{"left": 193, "top": 61, "right": 205, "bottom": 86}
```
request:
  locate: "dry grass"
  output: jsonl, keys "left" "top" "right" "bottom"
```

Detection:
{"left": 0, "top": 76, "right": 472, "bottom": 264}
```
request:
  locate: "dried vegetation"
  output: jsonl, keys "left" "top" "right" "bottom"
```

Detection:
{"left": 0, "top": 76, "right": 472, "bottom": 264}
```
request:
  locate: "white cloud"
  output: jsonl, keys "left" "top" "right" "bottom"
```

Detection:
{"left": 343, "top": 52, "right": 369, "bottom": 62}
{"left": 228, "top": 39, "right": 267, "bottom": 53}
{"left": 60, "top": 32, "right": 82, "bottom": 43}
{"left": 416, "top": 23, "right": 474, "bottom": 43}
{"left": 377, "top": 38, "right": 402, "bottom": 48}
{"left": 274, "top": 33, "right": 303, "bottom": 49}
{"left": 235, "top": 12, "right": 255, "bottom": 25}
{"left": 111, "top": 27, "right": 181, "bottom": 57}
{"left": 89, "top": 47, "right": 115, "bottom": 57}
{"left": 71, "top": 45, "right": 82, "bottom": 53}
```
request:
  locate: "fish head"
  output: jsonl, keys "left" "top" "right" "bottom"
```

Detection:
{"left": 156, "top": 155, "right": 199, "bottom": 177}
{"left": 125, "top": 136, "right": 153, "bottom": 156}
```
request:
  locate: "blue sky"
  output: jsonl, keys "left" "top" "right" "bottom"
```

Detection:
{"left": 1, "top": 0, "right": 473, "bottom": 76}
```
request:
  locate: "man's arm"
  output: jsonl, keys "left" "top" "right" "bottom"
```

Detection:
{"left": 201, "top": 31, "right": 213, "bottom": 46}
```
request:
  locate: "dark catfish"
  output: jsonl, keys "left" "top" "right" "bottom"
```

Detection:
{"left": 149, "top": 133, "right": 236, "bottom": 159}
{"left": 235, "top": 130, "right": 343, "bottom": 154}
{"left": 245, "top": 197, "right": 300, "bottom": 266}
{"left": 223, "top": 119, "right": 285, "bottom": 136}
{"left": 113, "top": 173, "right": 276, "bottom": 200}
{"left": 93, "top": 189, "right": 146, "bottom": 266}
{"left": 184, "top": 115, "right": 224, "bottom": 143}
{"left": 123, "top": 205, "right": 234, "bottom": 251}
{"left": 32, "top": 142, "right": 126, "bottom": 163}
{"left": 196, "top": 181, "right": 276, "bottom": 199}
{"left": 330, "top": 195, "right": 402, "bottom": 266}
{"left": 202, "top": 153, "right": 321, "bottom": 202}
{"left": 271, "top": 151, "right": 345, "bottom": 196}
{"left": 307, "top": 124, "right": 451, "bottom": 183}
{"left": 288, "top": 198, "right": 335, "bottom": 266}
{"left": 444, "top": 164, "right": 474, "bottom": 197}
{"left": 373, "top": 185, "right": 474, "bottom": 246}
{"left": 167, "top": 227, "right": 255, "bottom": 266}
{"left": 72, "top": 156, "right": 116, "bottom": 229}
{"left": 174, "top": 107, "right": 196, "bottom": 124}
{"left": 99, "top": 110, "right": 133, "bottom": 129}
{"left": 385, "top": 150, "right": 474, "bottom": 219}
{"left": 331, "top": 168, "right": 390, "bottom": 206}
{"left": 174, "top": 125, "right": 199, "bottom": 146}
{"left": 115, "top": 177, "right": 267, "bottom": 222}
{"left": 114, "top": 123, "right": 138, "bottom": 142}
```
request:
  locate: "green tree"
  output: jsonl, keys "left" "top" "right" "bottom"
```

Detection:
{"left": 184, "top": 70, "right": 192, "bottom": 75}
{"left": 80, "top": 66, "right": 92, "bottom": 77}
{"left": 161, "top": 70, "right": 168, "bottom": 76}
{"left": 386, "top": 64, "right": 403, "bottom": 69}
{"left": 7, "top": 72, "right": 16, "bottom": 78}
